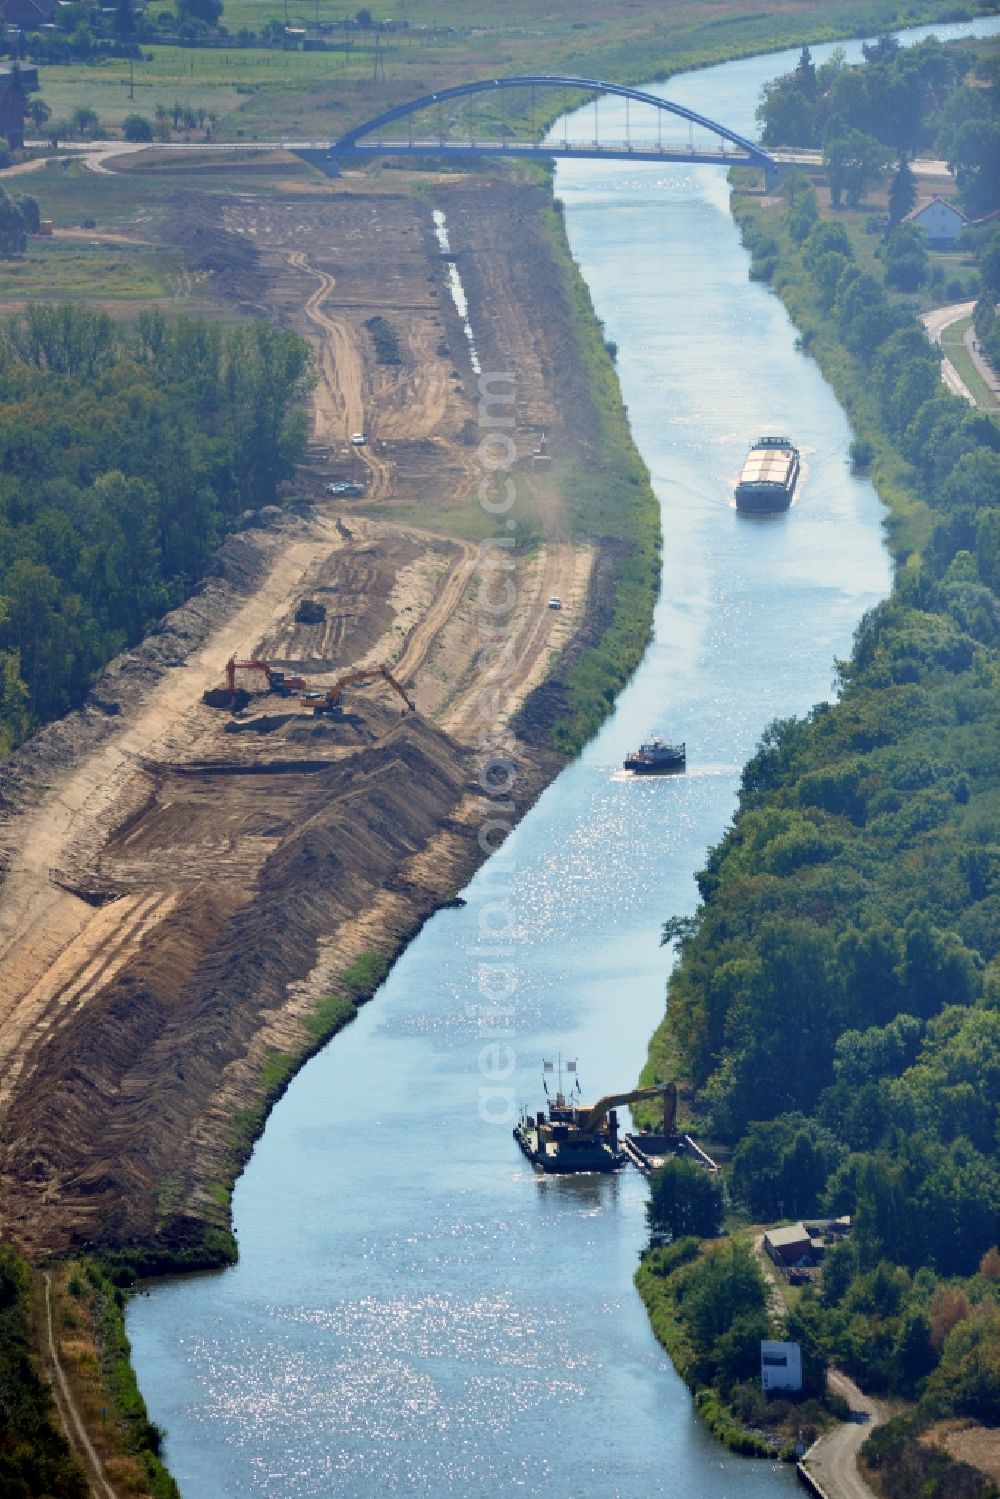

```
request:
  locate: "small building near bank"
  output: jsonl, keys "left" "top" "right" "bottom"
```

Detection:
{"left": 803, "top": 1215, "right": 851, "bottom": 1240}
{"left": 903, "top": 195, "right": 968, "bottom": 246}
{"left": 760, "top": 1339, "right": 803, "bottom": 1394}
{"left": 764, "top": 1222, "right": 817, "bottom": 1267}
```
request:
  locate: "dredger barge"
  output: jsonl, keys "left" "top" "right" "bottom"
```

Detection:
{"left": 514, "top": 1062, "right": 676, "bottom": 1174}
{"left": 514, "top": 1062, "right": 720, "bottom": 1176}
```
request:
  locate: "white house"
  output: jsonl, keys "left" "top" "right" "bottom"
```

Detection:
{"left": 761, "top": 1339, "right": 803, "bottom": 1393}
{"left": 903, "top": 195, "right": 968, "bottom": 246}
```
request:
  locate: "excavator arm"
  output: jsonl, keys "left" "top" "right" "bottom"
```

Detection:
{"left": 379, "top": 666, "right": 416, "bottom": 713}
{"left": 226, "top": 657, "right": 272, "bottom": 695}
{"left": 320, "top": 665, "right": 415, "bottom": 713}
{"left": 579, "top": 1081, "right": 677, "bottom": 1135}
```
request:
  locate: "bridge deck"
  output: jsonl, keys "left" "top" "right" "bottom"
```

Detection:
{"left": 338, "top": 141, "right": 757, "bottom": 165}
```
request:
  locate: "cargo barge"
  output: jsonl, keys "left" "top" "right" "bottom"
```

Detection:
{"left": 734, "top": 435, "right": 799, "bottom": 513}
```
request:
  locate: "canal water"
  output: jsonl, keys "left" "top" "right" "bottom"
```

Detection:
{"left": 129, "top": 20, "right": 999, "bottom": 1498}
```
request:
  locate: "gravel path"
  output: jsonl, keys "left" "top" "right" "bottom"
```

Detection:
{"left": 800, "top": 1370, "right": 886, "bottom": 1499}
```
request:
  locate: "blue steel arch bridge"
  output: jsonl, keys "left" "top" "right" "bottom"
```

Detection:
{"left": 295, "top": 75, "right": 781, "bottom": 188}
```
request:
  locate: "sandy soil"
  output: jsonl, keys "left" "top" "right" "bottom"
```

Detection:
{"left": 0, "top": 174, "right": 601, "bottom": 1258}
{"left": 921, "top": 1420, "right": 1000, "bottom": 1483}
{"left": 0, "top": 519, "right": 343, "bottom": 1050}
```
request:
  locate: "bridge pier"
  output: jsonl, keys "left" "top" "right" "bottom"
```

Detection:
{"left": 290, "top": 148, "right": 341, "bottom": 178}
{"left": 763, "top": 158, "right": 794, "bottom": 193}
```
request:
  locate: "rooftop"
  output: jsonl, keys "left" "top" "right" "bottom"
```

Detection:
{"left": 764, "top": 1222, "right": 814, "bottom": 1249}
{"left": 903, "top": 195, "right": 968, "bottom": 223}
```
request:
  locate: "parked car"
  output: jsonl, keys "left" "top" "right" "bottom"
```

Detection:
{"left": 350, "top": 432, "right": 367, "bottom": 446}
{"left": 548, "top": 596, "right": 562, "bottom": 610}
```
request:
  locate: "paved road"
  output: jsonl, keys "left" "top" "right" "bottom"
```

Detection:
{"left": 25, "top": 140, "right": 958, "bottom": 178}
{"left": 801, "top": 1370, "right": 885, "bottom": 1499}
{"left": 964, "top": 323, "right": 1000, "bottom": 403}
{"left": 773, "top": 149, "right": 954, "bottom": 178}
{"left": 921, "top": 299, "right": 978, "bottom": 406}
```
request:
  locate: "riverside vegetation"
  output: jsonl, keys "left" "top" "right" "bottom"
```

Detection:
{"left": 0, "top": 1246, "right": 88, "bottom": 1497}
{"left": 639, "top": 35, "right": 1000, "bottom": 1499}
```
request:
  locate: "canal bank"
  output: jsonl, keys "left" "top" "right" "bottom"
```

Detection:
{"left": 127, "top": 18, "right": 999, "bottom": 1498}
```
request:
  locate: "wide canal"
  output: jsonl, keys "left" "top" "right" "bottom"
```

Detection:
{"left": 129, "top": 19, "right": 998, "bottom": 1497}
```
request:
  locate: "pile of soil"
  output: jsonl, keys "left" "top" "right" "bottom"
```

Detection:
{"left": 295, "top": 599, "right": 327, "bottom": 624}
{"left": 0, "top": 714, "right": 477, "bottom": 1254}
{"left": 172, "top": 194, "right": 269, "bottom": 310}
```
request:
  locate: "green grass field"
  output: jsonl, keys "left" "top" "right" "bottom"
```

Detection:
{"left": 28, "top": 0, "right": 980, "bottom": 145}
{"left": 19, "top": 155, "right": 177, "bottom": 222}
{"left": 0, "top": 237, "right": 187, "bottom": 301}
{"left": 941, "top": 315, "right": 1000, "bottom": 409}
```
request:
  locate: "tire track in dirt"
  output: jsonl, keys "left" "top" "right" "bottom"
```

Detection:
{"left": 391, "top": 532, "right": 479, "bottom": 685}
{"left": 3, "top": 892, "right": 181, "bottom": 1111}
{"left": 0, "top": 518, "right": 345, "bottom": 1116}
{"left": 282, "top": 249, "right": 394, "bottom": 502}
{"left": 440, "top": 541, "right": 592, "bottom": 742}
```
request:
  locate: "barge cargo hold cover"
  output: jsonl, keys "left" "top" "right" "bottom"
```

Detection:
{"left": 734, "top": 435, "right": 800, "bottom": 513}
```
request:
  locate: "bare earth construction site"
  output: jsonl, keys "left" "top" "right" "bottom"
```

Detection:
{"left": 0, "top": 168, "right": 600, "bottom": 1259}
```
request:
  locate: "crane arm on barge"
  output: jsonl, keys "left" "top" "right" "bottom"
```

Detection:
{"left": 579, "top": 1081, "right": 676, "bottom": 1136}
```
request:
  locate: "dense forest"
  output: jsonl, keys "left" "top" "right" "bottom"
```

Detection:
{"left": 0, "top": 306, "right": 312, "bottom": 755}
{"left": 642, "top": 36, "right": 1000, "bottom": 1499}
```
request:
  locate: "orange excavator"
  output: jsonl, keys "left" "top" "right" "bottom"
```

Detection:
{"left": 225, "top": 657, "right": 311, "bottom": 700}
{"left": 305, "top": 665, "right": 415, "bottom": 716}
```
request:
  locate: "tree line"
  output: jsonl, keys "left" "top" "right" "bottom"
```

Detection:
{"left": 0, "top": 304, "right": 312, "bottom": 755}
{"left": 758, "top": 34, "right": 999, "bottom": 219}
{"left": 640, "top": 50, "right": 1000, "bottom": 1490}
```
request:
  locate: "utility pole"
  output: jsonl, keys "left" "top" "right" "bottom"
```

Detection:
{"left": 372, "top": 31, "right": 385, "bottom": 85}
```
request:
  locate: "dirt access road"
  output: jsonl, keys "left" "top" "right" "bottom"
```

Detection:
{"left": 801, "top": 1371, "right": 886, "bottom": 1499}
{"left": 0, "top": 171, "right": 598, "bottom": 1259}
{"left": 752, "top": 1236, "right": 883, "bottom": 1499}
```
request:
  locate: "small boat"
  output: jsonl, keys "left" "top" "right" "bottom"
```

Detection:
{"left": 734, "top": 435, "right": 800, "bottom": 513}
{"left": 624, "top": 738, "right": 686, "bottom": 774}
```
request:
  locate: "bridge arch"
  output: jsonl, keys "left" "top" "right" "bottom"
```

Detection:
{"left": 331, "top": 74, "right": 776, "bottom": 178}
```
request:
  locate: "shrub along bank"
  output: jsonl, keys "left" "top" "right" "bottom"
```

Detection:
{"left": 638, "top": 144, "right": 1000, "bottom": 1487}
{"left": 0, "top": 1246, "right": 88, "bottom": 1498}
